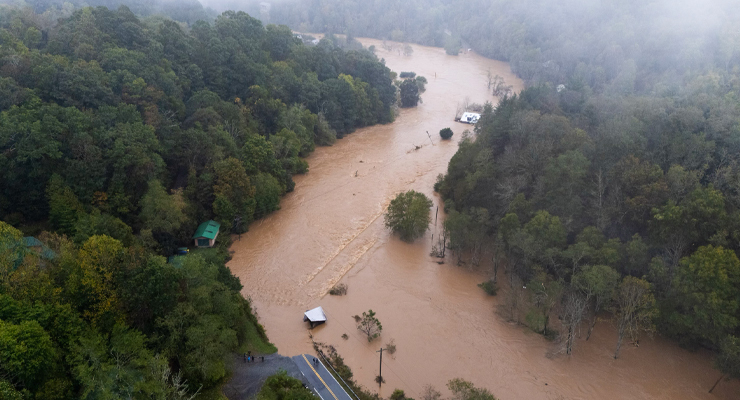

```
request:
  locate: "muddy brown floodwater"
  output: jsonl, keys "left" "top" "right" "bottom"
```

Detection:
{"left": 228, "top": 39, "right": 740, "bottom": 400}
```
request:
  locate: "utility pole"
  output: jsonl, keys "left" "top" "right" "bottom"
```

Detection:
{"left": 376, "top": 347, "right": 385, "bottom": 387}
{"left": 426, "top": 131, "right": 435, "bottom": 146}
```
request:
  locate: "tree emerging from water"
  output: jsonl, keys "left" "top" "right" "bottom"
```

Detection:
{"left": 399, "top": 79, "right": 420, "bottom": 107}
{"left": 385, "top": 190, "right": 432, "bottom": 241}
{"left": 357, "top": 309, "right": 382, "bottom": 342}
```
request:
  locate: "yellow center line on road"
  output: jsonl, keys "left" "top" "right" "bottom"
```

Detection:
{"left": 302, "top": 354, "right": 339, "bottom": 400}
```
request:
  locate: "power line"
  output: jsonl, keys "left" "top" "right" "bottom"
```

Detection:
{"left": 318, "top": 307, "right": 424, "bottom": 398}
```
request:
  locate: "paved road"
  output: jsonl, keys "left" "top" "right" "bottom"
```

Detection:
{"left": 292, "top": 354, "right": 353, "bottom": 400}
{"left": 223, "top": 354, "right": 308, "bottom": 400}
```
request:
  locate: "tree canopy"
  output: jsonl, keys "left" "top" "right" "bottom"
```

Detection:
{"left": 385, "top": 191, "right": 433, "bottom": 242}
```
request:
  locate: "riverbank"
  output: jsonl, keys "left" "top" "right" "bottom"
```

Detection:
{"left": 226, "top": 39, "right": 739, "bottom": 399}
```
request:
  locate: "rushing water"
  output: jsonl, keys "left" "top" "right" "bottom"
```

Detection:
{"left": 227, "top": 39, "right": 740, "bottom": 400}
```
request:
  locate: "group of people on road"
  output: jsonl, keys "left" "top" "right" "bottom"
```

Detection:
{"left": 244, "top": 351, "right": 265, "bottom": 363}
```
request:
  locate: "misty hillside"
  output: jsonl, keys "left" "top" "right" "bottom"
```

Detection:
{"left": 211, "top": 0, "right": 740, "bottom": 94}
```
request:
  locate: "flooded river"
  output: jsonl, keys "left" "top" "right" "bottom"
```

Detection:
{"left": 227, "top": 39, "right": 740, "bottom": 400}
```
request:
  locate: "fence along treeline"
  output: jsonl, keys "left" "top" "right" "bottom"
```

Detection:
{"left": 0, "top": 4, "right": 396, "bottom": 250}
{"left": 0, "top": 4, "right": 397, "bottom": 398}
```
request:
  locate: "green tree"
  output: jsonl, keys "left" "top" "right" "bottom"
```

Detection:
{"left": 612, "top": 276, "right": 656, "bottom": 359}
{"left": 257, "top": 370, "right": 314, "bottom": 400}
{"left": 572, "top": 265, "right": 619, "bottom": 340}
{"left": 0, "top": 319, "right": 55, "bottom": 391}
{"left": 529, "top": 268, "right": 562, "bottom": 337}
{"left": 711, "top": 335, "right": 740, "bottom": 393}
{"left": 385, "top": 191, "right": 433, "bottom": 241}
{"left": 444, "top": 37, "right": 461, "bottom": 56}
{"left": 71, "top": 324, "right": 179, "bottom": 399}
{"left": 0, "top": 380, "right": 22, "bottom": 400}
{"left": 253, "top": 172, "right": 283, "bottom": 218}
{"left": 47, "top": 174, "right": 84, "bottom": 236}
{"left": 357, "top": 309, "right": 382, "bottom": 342}
{"left": 74, "top": 210, "right": 134, "bottom": 246}
{"left": 666, "top": 246, "right": 740, "bottom": 347}
{"left": 212, "top": 157, "right": 257, "bottom": 232}
{"left": 399, "top": 79, "right": 420, "bottom": 107}
{"left": 139, "top": 179, "right": 187, "bottom": 233}
{"left": 439, "top": 127, "right": 453, "bottom": 140}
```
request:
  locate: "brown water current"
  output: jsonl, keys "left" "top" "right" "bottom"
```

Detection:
{"left": 227, "top": 39, "right": 740, "bottom": 400}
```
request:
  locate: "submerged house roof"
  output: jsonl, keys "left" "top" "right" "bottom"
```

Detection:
{"left": 23, "top": 236, "right": 57, "bottom": 260}
{"left": 304, "top": 306, "right": 327, "bottom": 322}
{"left": 193, "top": 220, "right": 220, "bottom": 239}
{"left": 460, "top": 112, "right": 481, "bottom": 124}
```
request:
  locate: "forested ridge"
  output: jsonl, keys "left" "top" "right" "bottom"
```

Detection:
{"left": 0, "top": 3, "right": 398, "bottom": 398}
{"left": 0, "top": 4, "right": 396, "bottom": 243}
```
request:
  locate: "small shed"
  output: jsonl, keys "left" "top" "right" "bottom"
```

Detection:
{"left": 193, "top": 220, "right": 220, "bottom": 248}
{"left": 303, "top": 306, "right": 327, "bottom": 328}
{"left": 459, "top": 112, "right": 480, "bottom": 124}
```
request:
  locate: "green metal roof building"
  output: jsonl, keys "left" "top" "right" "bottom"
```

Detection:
{"left": 193, "top": 220, "right": 220, "bottom": 248}
{"left": 23, "top": 237, "right": 57, "bottom": 261}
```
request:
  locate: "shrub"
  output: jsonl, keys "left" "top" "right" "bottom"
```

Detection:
{"left": 386, "top": 338, "right": 397, "bottom": 354}
{"left": 391, "top": 389, "right": 406, "bottom": 400}
{"left": 329, "top": 283, "right": 348, "bottom": 295}
{"left": 399, "top": 71, "right": 416, "bottom": 79}
{"left": 478, "top": 280, "right": 498, "bottom": 295}
{"left": 439, "top": 128, "right": 453, "bottom": 140}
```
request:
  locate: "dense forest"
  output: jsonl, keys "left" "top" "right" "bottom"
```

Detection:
{"left": 235, "top": 0, "right": 740, "bottom": 381}
{"left": 0, "top": 3, "right": 399, "bottom": 398}
{"left": 0, "top": 3, "right": 396, "bottom": 248}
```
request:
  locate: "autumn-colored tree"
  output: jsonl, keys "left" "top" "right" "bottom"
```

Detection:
{"left": 72, "top": 235, "right": 125, "bottom": 327}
